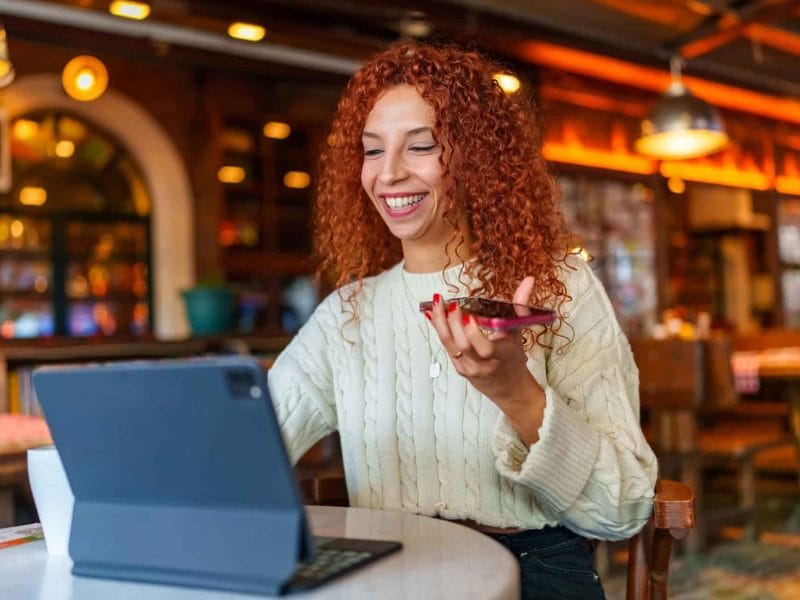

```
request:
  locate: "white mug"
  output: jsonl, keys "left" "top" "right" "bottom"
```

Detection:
{"left": 27, "top": 445, "right": 74, "bottom": 556}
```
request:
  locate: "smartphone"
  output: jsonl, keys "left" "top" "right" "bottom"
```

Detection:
{"left": 418, "top": 297, "right": 556, "bottom": 331}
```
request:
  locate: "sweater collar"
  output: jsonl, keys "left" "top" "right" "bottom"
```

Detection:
{"left": 393, "top": 260, "right": 478, "bottom": 302}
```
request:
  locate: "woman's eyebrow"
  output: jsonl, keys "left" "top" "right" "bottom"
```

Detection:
{"left": 361, "top": 126, "right": 433, "bottom": 139}
{"left": 406, "top": 126, "right": 433, "bottom": 137}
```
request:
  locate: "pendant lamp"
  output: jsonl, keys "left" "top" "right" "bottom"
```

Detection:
{"left": 0, "top": 22, "right": 15, "bottom": 88}
{"left": 62, "top": 55, "right": 108, "bottom": 102}
{"left": 635, "top": 56, "right": 728, "bottom": 160}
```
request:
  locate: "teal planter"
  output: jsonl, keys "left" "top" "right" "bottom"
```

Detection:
{"left": 181, "top": 286, "right": 235, "bottom": 336}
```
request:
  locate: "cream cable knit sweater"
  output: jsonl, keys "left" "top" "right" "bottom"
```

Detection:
{"left": 267, "top": 258, "right": 657, "bottom": 540}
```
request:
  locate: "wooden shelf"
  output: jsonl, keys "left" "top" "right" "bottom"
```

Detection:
{"left": 223, "top": 249, "right": 312, "bottom": 278}
{"left": 0, "top": 249, "right": 50, "bottom": 260}
{"left": 0, "top": 336, "right": 290, "bottom": 364}
{"left": 0, "top": 289, "right": 51, "bottom": 299}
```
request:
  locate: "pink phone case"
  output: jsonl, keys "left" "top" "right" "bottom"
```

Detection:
{"left": 418, "top": 298, "right": 555, "bottom": 331}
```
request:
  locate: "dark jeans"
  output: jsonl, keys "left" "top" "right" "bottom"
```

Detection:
{"left": 489, "top": 526, "right": 605, "bottom": 600}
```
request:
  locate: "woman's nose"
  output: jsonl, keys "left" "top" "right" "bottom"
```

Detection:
{"left": 378, "top": 151, "right": 408, "bottom": 184}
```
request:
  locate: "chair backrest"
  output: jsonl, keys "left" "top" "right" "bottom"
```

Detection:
{"left": 703, "top": 334, "right": 739, "bottom": 410}
{"left": 626, "top": 479, "right": 695, "bottom": 600}
{"left": 632, "top": 338, "right": 705, "bottom": 410}
{"left": 631, "top": 338, "right": 705, "bottom": 453}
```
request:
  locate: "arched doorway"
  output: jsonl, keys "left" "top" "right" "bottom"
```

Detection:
{"left": 0, "top": 74, "right": 194, "bottom": 339}
{"left": 2, "top": 109, "right": 152, "bottom": 338}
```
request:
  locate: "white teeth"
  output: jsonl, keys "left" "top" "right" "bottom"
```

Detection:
{"left": 385, "top": 193, "right": 426, "bottom": 209}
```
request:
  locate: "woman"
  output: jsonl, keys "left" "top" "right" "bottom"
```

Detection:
{"left": 268, "top": 42, "right": 657, "bottom": 599}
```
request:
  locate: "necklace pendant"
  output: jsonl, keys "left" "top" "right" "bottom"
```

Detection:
{"left": 429, "top": 361, "right": 441, "bottom": 378}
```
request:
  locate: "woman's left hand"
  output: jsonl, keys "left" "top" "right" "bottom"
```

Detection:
{"left": 427, "top": 276, "right": 546, "bottom": 444}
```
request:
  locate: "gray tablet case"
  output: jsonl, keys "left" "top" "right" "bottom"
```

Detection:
{"left": 32, "top": 356, "right": 314, "bottom": 595}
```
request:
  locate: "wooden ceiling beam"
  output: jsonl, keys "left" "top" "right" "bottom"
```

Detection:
{"left": 679, "top": 14, "right": 750, "bottom": 59}
{"left": 513, "top": 40, "right": 800, "bottom": 125}
{"left": 670, "top": 0, "right": 798, "bottom": 59}
{"left": 746, "top": 23, "right": 800, "bottom": 57}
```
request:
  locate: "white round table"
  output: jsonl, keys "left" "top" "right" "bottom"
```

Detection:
{"left": 0, "top": 506, "right": 519, "bottom": 599}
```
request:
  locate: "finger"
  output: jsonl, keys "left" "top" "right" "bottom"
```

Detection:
{"left": 512, "top": 276, "right": 535, "bottom": 316}
{"left": 462, "top": 313, "right": 495, "bottom": 359}
{"left": 447, "top": 303, "right": 473, "bottom": 358}
{"left": 428, "top": 294, "right": 458, "bottom": 352}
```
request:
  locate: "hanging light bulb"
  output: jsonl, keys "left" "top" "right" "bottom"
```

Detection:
{"left": 62, "top": 55, "right": 109, "bottom": 102}
{"left": 0, "top": 21, "right": 16, "bottom": 88}
{"left": 635, "top": 56, "right": 728, "bottom": 160}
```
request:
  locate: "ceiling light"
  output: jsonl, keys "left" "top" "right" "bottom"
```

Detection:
{"left": 109, "top": 1, "right": 151, "bottom": 20}
{"left": 218, "top": 166, "right": 246, "bottom": 184}
{"left": 228, "top": 22, "right": 266, "bottom": 42}
{"left": 20, "top": 186, "right": 47, "bottom": 206}
{"left": 13, "top": 119, "right": 39, "bottom": 140}
{"left": 493, "top": 73, "right": 521, "bottom": 94}
{"left": 283, "top": 171, "right": 310, "bottom": 189}
{"left": 0, "top": 21, "right": 15, "bottom": 88}
{"left": 62, "top": 55, "right": 109, "bottom": 102}
{"left": 667, "top": 177, "right": 686, "bottom": 194}
{"left": 55, "top": 140, "right": 75, "bottom": 158}
{"left": 263, "top": 121, "right": 291, "bottom": 139}
{"left": 399, "top": 17, "right": 431, "bottom": 38}
{"left": 635, "top": 56, "right": 728, "bottom": 160}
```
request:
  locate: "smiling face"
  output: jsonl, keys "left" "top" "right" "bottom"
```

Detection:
{"left": 361, "top": 84, "right": 465, "bottom": 271}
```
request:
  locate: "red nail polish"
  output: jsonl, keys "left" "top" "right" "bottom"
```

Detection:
{"left": 461, "top": 313, "right": 471, "bottom": 326}
{"left": 424, "top": 311, "right": 432, "bottom": 321}
{"left": 433, "top": 293, "right": 441, "bottom": 305}
{"left": 447, "top": 302, "right": 456, "bottom": 314}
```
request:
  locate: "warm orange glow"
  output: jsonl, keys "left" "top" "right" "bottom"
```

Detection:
{"left": 9, "top": 219, "right": 24, "bottom": 238}
{"left": 109, "top": 1, "right": 150, "bottom": 20}
{"left": 62, "top": 55, "right": 108, "bottom": 102}
{"left": 540, "top": 85, "right": 647, "bottom": 117}
{"left": 516, "top": 40, "right": 800, "bottom": 125}
{"left": 54, "top": 140, "right": 75, "bottom": 158}
{"left": 776, "top": 176, "right": 800, "bottom": 196}
{"left": 0, "top": 320, "right": 14, "bottom": 339}
{"left": 263, "top": 121, "right": 291, "bottom": 139}
{"left": 570, "top": 246, "right": 592, "bottom": 262}
{"left": 660, "top": 162, "right": 771, "bottom": 190}
{"left": 493, "top": 73, "right": 521, "bottom": 94}
{"left": 13, "top": 119, "right": 39, "bottom": 140}
{"left": 610, "top": 122, "right": 629, "bottom": 154}
{"left": 746, "top": 24, "right": 800, "bottom": 58}
{"left": 228, "top": 22, "right": 266, "bottom": 42}
{"left": 543, "top": 143, "right": 657, "bottom": 175}
{"left": 635, "top": 130, "right": 730, "bottom": 160}
{"left": 283, "top": 171, "right": 311, "bottom": 189}
{"left": 783, "top": 153, "right": 799, "bottom": 178}
{"left": 34, "top": 276, "right": 48, "bottom": 293}
{"left": 19, "top": 186, "right": 47, "bottom": 206}
{"left": 668, "top": 177, "right": 686, "bottom": 194}
{"left": 217, "top": 166, "right": 246, "bottom": 184}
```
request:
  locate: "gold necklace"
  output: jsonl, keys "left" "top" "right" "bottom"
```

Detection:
{"left": 400, "top": 269, "right": 443, "bottom": 378}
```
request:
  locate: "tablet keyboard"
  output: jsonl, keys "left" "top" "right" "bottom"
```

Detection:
{"left": 285, "top": 536, "right": 401, "bottom": 592}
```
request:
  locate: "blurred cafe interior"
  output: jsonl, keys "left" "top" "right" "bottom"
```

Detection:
{"left": 2, "top": 0, "right": 800, "bottom": 595}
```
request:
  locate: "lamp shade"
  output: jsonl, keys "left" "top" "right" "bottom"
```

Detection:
{"left": 0, "top": 23, "right": 15, "bottom": 88}
{"left": 635, "top": 81, "right": 728, "bottom": 160}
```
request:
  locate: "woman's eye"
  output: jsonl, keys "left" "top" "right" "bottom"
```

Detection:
{"left": 363, "top": 148, "right": 383, "bottom": 157}
{"left": 410, "top": 144, "right": 437, "bottom": 152}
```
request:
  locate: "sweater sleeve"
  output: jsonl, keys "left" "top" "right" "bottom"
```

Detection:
{"left": 267, "top": 296, "right": 339, "bottom": 466}
{"left": 491, "top": 260, "right": 658, "bottom": 541}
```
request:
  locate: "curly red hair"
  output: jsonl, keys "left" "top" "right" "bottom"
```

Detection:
{"left": 314, "top": 42, "right": 577, "bottom": 338}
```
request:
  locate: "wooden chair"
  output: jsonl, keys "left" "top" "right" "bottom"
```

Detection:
{"left": 631, "top": 336, "right": 794, "bottom": 551}
{"left": 294, "top": 433, "right": 348, "bottom": 506}
{"left": 626, "top": 479, "right": 695, "bottom": 600}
